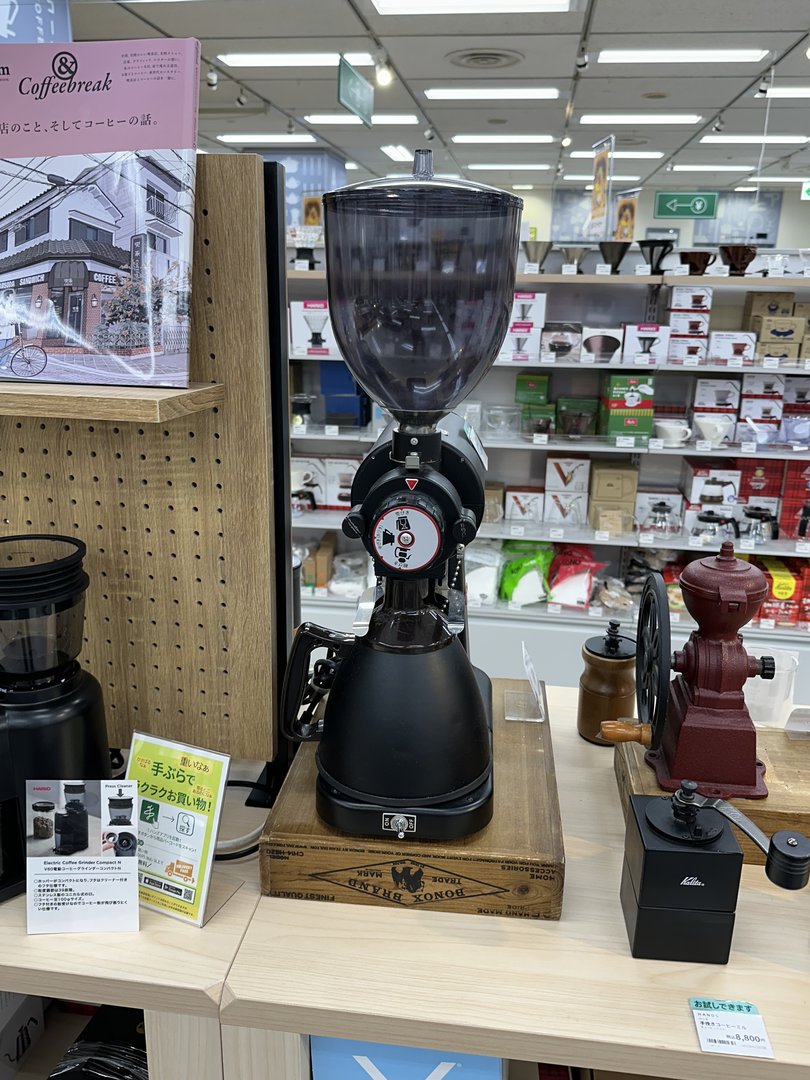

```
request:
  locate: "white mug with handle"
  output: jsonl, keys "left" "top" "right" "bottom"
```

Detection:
{"left": 654, "top": 420, "right": 692, "bottom": 447}
{"left": 695, "top": 415, "right": 735, "bottom": 447}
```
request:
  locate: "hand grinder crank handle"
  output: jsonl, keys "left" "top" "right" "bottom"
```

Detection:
{"left": 676, "top": 781, "right": 810, "bottom": 891}
{"left": 279, "top": 622, "right": 355, "bottom": 742}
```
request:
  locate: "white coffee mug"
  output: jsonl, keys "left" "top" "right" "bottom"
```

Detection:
{"left": 291, "top": 466, "right": 316, "bottom": 489}
{"left": 695, "top": 416, "right": 735, "bottom": 446}
{"left": 654, "top": 420, "right": 691, "bottom": 446}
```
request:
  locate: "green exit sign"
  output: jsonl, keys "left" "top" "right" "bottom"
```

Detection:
{"left": 337, "top": 56, "right": 374, "bottom": 128}
{"left": 654, "top": 191, "right": 718, "bottom": 219}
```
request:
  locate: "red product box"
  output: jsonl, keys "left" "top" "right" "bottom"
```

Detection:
{"left": 735, "top": 458, "right": 785, "bottom": 500}
{"left": 754, "top": 555, "right": 801, "bottom": 626}
{"left": 779, "top": 496, "right": 810, "bottom": 540}
{"left": 783, "top": 460, "right": 810, "bottom": 500}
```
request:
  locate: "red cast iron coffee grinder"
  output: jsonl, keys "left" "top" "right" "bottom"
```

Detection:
{"left": 602, "top": 542, "right": 775, "bottom": 798}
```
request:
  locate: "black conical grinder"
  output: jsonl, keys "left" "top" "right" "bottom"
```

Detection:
{"left": 0, "top": 536, "right": 109, "bottom": 900}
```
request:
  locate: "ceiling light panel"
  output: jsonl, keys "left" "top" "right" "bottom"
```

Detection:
{"left": 734, "top": 186, "right": 757, "bottom": 191}
{"left": 580, "top": 114, "right": 702, "bottom": 125}
{"left": 372, "top": 0, "right": 571, "bottom": 12}
{"left": 216, "top": 133, "right": 317, "bottom": 145}
{"left": 217, "top": 52, "right": 373, "bottom": 67}
{"left": 749, "top": 176, "right": 810, "bottom": 183}
{"left": 766, "top": 87, "right": 810, "bottom": 98}
{"left": 700, "top": 135, "right": 808, "bottom": 145}
{"left": 597, "top": 48, "right": 768, "bottom": 64}
{"left": 425, "top": 87, "right": 560, "bottom": 100}
{"left": 467, "top": 163, "right": 552, "bottom": 170}
{"left": 512, "top": 184, "right": 535, "bottom": 189}
{"left": 671, "top": 164, "right": 756, "bottom": 172}
{"left": 569, "top": 150, "right": 663, "bottom": 159}
{"left": 304, "top": 114, "right": 419, "bottom": 125}
{"left": 381, "top": 144, "right": 413, "bottom": 161}
{"left": 451, "top": 134, "right": 554, "bottom": 144}
{"left": 564, "top": 173, "right": 640, "bottom": 181}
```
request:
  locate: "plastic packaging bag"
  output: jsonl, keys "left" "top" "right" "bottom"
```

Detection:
{"left": 548, "top": 546, "right": 606, "bottom": 608}
{"left": 499, "top": 542, "right": 555, "bottom": 607}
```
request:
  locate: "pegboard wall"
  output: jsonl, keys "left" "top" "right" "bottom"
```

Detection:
{"left": 0, "top": 155, "right": 281, "bottom": 760}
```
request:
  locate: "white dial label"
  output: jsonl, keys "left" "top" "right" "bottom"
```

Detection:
{"left": 371, "top": 506, "right": 441, "bottom": 572}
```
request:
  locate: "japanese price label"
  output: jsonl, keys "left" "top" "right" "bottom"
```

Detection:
{"left": 25, "top": 779, "right": 139, "bottom": 935}
{"left": 690, "top": 998, "right": 773, "bottom": 1059}
{"left": 127, "top": 733, "right": 230, "bottom": 925}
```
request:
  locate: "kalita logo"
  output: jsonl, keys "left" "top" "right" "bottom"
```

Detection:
{"left": 680, "top": 876, "right": 706, "bottom": 886}
{"left": 19, "top": 50, "right": 112, "bottom": 101}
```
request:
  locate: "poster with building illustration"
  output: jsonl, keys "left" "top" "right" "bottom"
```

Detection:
{"left": 0, "top": 37, "right": 199, "bottom": 386}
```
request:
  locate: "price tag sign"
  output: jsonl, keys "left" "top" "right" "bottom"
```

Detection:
{"left": 468, "top": 595, "right": 482, "bottom": 609}
{"left": 804, "top": 268, "right": 810, "bottom": 278}
{"left": 616, "top": 435, "right": 636, "bottom": 448}
{"left": 684, "top": 356, "right": 700, "bottom": 367}
{"left": 636, "top": 263, "right": 652, "bottom": 276}
{"left": 728, "top": 356, "right": 744, "bottom": 369}
{"left": 291, "top": 422, "right": 308, "bottom": 436}
{"left": 549, "top": 527, "right": 565, "bottom": 540}
{"left": 689, "top": 534, "right": 704, "bottom": 548}
{"left": 595, "top": 263, "right": 612, "bottom": 276}
{"left": 510, "top": 524, "right": 526, "bottom": 537}
{"left": 533, "top": 432, "right": 549, "bottom": 445}
{"left": 634, "top": 355, "right": 651, "bottom": 367}
{"left": 740, "top": 538, "right": 756, "bottom": 551}
{"left": 670, "top": 611, "right": 681, "bottom": 623}
{"left": 796, "top": 541, "right": 810, "bottom": 554}
{"left": 293, "top": 259, "right": 311, "bottom": 271}
{"left": 696, "top": 439, "right": 713, "bottom": 452}
{"left": 580, "top": 354, "right": 596, "bottom": 365}
{"left": 648, "top": 438, "right": 664, "bottom": 451}
{"left": 561, "top": 263, "right": 578, "bottom": 275}
{"left": 588, "top": 605, "right": 603, "bottom": 617}
{"left": 794, "top": 443, "right": 807, "bottom": 452}
{"left": 314, "top": 586, "right": 329, "bottom": 598}
{"left": 768, "top": 267, "right": 786, "bottom": 278}
{"left": 763, "top": 357, "right": 781, "bottom": 370}
{"left": 547, "top": 602, "right": 562, "bottom": 615}
{"left": 760, "top": 617, "right": 776, "bottom": 630}
{"left": 523, "top": 261, "right": 540, "bottom": 274}
{"left": 690, "top": 999, "right": 773, "bottom": 1060}
{"left": 740, "top": 441, "right": 757, "bottom": 453}
{"left": 804, "top": 358, "right": 810, "bottom": 371}
{"left": 324, "top": 424, "right": 340, "bottom": 437}
{"left": 594, "top": 530, "right": 611, "bottom": 542}
{"left": 540, "top": 351, "right": 556, "bottom": 365}
{"left": 508, "top": 600, "right": 523, "bottom": 612}
{"left": 714, "top": 265, "right": 730, "bottom": 277}
{"left": 639, "top": 532, "right": 655, "bottom": 546}
{"left": 672, "top": 265, "right": 690, "bottom": 276}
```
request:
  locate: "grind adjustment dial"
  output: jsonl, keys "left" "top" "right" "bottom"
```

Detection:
{"left": 370, "top": 499, "right": 442, "bottom": 573}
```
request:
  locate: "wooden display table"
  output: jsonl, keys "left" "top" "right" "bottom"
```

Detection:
{"left": 220, "top": 683, "right": 810, "bottom": 1080}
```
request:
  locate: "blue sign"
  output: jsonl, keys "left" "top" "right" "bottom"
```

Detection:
{"left": 311, "top": 1037, "right": 504, "bottom": 1080}
{"left": 0, "top": 1, "right": 72, "bottom": 43}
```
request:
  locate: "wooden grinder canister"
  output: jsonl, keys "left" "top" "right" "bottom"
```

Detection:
{"left": 578, "top": 620, "right": 636, "bottom": 745}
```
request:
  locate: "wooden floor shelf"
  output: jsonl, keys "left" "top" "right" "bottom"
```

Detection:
{"left": 0, "top": 381, "right": 226, "bottom": 423}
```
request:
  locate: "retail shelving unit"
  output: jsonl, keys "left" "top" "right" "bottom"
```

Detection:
{"left": 219, "top": 683, "right": 810, "bottom": 1080}
{"left": 288, "top": 266, "right": 810, "bottom": 697}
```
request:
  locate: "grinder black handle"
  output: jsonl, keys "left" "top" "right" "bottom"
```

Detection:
{"left": 280, "top": 622, "right": 355, "bottom": 742}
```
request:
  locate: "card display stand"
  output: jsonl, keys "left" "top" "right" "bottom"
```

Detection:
{"left": 0, "top": 155, "right": 281, "bottom": 760}
{"left": 260, "top": 679, "right": 565, "bottom": 919}
{"left": 614, "top": 731, "right": 810, "bottom": 865}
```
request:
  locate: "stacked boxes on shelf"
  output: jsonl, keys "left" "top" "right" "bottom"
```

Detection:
{"left": 691, "top": 378, "right": 739, "bottom": 445}
{"left": 544, "top": 455, "right": 589, "bottom": 526}
{"left": 540, "top": 321, "right": 581, "bottom": 363}
{"left": 514, "top": 372, "right": 554, "bottom": 438}
{"left": 498, "top": 291, "right": 546, "bottom": 363}
{"left": 598, "top": 372, "right": 655, "bottom": 437}
{"left": 320, "top": 361, "right": 370, "bottom": 429}
{"left": 680, "top": 459, "right": 741, "bottom": 534}
{"left": 667, "top": 285, "right": 711, "bottom": 363}
{"left": 739, "top": 372, "right": 784, "bottom": 441}
{"left": 588, "top": 461, "right": 638, "bottom": 533}
{"left": 290, "top": 453, "right": 362, "bottom": 511}
{"left": 779, "top": 460, "right": 810, "bottom": 539}
{"left": 622, "top": 324, "right": 670, "bottom": 366}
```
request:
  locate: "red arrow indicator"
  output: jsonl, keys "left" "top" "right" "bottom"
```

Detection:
{"left": 405, "top": 478, "right": 419, "bottom": 490}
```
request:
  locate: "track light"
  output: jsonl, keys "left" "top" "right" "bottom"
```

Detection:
{"left": 375, "top": 56, "right": 394, "bottom": 87}
{"left": 575, "top": 49, "right": 589, "bottom": 72}
{"left": 287, "top": 118, "right": 296, "bottom": 135}
{"left": 758, "top": 77, "right": 770, "bottom": 94}
{"left": 561, "top": 135, "right": 572, "bottom": 148}
{"left": 236, "top": 87, "right": 248, "bottom": 107}
{"left": 665, "top": 161, "right": 674, "bottom": 172}
{"left": 711, "top": 114, "right": 725, "bottom": 133}
{"left": 206, "top": 68, "right": 218, "bottom": 90}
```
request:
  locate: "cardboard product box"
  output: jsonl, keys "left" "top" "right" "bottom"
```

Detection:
{"left": 290, "top": 455, "right": 327, "bottom": 510}
{"left": 600, "top": 372, "right": 656, "bottom": 405}
{"left": 669, "top": 311, "right": 710, "bottom": 337}
{"left": 668, "top": 336, "right": 708, "bottom": 363}
{"left": 514, "top": 372, "right": 549, "bottom": 405}
{"left": 0, "top": 995, "right": 44, "bottom": 1077}
{"left": 505, "top": 487, "right": 545, "bottom": 522}
{"left": 802, "top": 334, "right": 810, "bottom": 358}
{"left": 545, "top": 455, "right": 590, "bottom": 493}
{"left": 556, "top": 397, "right": 598, "bottom": 437}
{"left": 784, "top": 460, "right": 810, "bottom": 497}
{"left": 682, "top": 499, "right": 738, "bottom": 535}
{"left": 756, "top": 556, "right": 801, "bottom": 626}
{"left": 736, "top": 458, "right": 785, "bottom": 500}
{"left": 622, "top": 324, "right": 670, "bottom": 364}
{"left": 323, "top": 457, "right": 361, "bottom": 511}
{"left": 581, "top": 327, "right": 625, "bottom": 363}
{"left": 693, "top": 378, "right": 741, "bottom": 411}
{"left": 598, "top": 404, "right": 654, "bottom": 437}
{"left": 708, "top": 331, "right": 757, "bottom": 363}
{"left": 543, "top": 490, "right": 589, "bottom": 527}
{"left": 540, "top": 321, "right": 582, "bottom": 363}
{"left": 750, "top": 315, "right": 806, "bottom": 343}
{"left": 290, "top": 300, "right": 337, "bottom": 357}
{"left": 757, "top": 342, "right": 801, "bottom": 363}
{"left": 498, "top": 327, "right": 541, "bottom": 363}
{"left": 669, "top": 284, "right": 713, "bottom": 312}
{"left": 743, "top": 291, "right": 795, "bottom": 318}
{"left": 589, "top": 461, "right": 639, "bottom": 501}
{"left": 483, "top": 481, "right": 505, "bottom": 523}
{"left": 302, "top": 532, "right": 337, "bottom": 589}
{"left": 784, "top": 377, "right": 810, "bottom": 406}
{"left": 311, "top": 1037, "right": 505, "bottom": 1080}
{"left": 509, "top": 290, "right": 547, "bottom": 331}
{"left": 793, "top": 300, "right": 810, "bottom": 321}
{"left": 680, "top": 459, "right": 741, "bottom": 504}
{"left": 739, "top": 396, "right": 783, "bottom": 423}
{"left": 588, "top": 499, "right": 635, "bottom": 534}
{"left": 742, "top": 372, "right": 786, "bottom": 397}
{"left": 779, "top": 496, "right": 810, "bottom": 540}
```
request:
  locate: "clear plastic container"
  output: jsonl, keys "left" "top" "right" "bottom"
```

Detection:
{"left": 323, "top": 149, "right": 522, "bottom": 428}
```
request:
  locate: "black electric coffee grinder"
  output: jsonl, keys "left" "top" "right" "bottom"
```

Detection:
{"left": 0, "top": 536, "right": 109, "bottom": 898}
{"left": 280, "top": 149, "right": 522, "bottom": 841}
{"left": 54, "top": 781, "right": 89, "bottom": 856}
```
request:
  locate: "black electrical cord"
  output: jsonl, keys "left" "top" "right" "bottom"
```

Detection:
{"left": 215, "top": 844, "right": 259, "bottom": 861}
{"left": 227, "top": 779, "right": 273, "bottom": 793}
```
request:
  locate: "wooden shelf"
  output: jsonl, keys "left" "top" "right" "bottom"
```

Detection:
{"left": 0, "top": 381, "right": 225, "bottom": 423}
{"left": 662, "top": 273, "right": 810, "bottom": 290}
{"left": 516, "top": 272, "right": 661, "bottom": 285}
